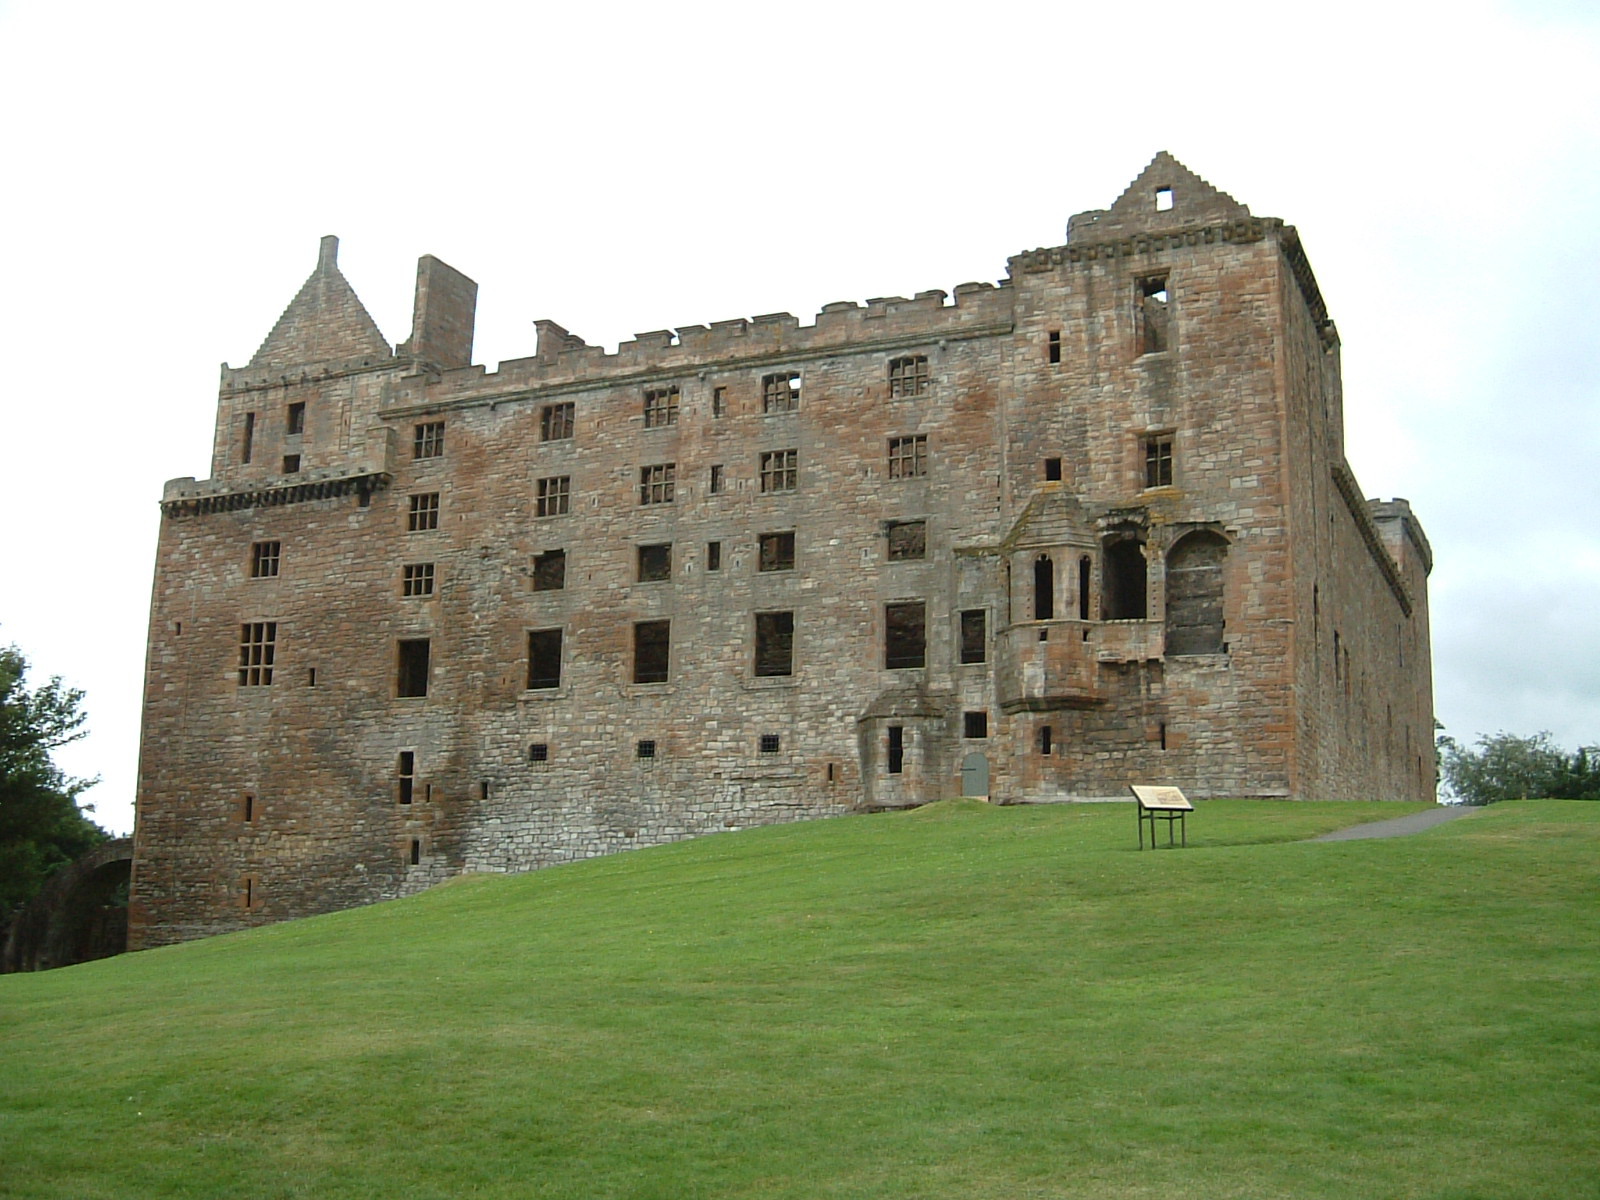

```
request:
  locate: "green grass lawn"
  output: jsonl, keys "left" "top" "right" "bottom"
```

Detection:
{"left": 3, "top": 799, "right": 1598, "bottom": 1200}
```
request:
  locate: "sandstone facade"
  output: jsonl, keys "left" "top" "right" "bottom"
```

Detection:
{"left": 129, "top": 154, "right": 1435, "bottom": 949}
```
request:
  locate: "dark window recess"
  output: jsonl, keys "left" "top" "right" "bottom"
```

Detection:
{"left": 762, "top": 372, "right": 800, "bottom": 412}
{"left": 1165, "top": 532, "right": 1228, "bottom": 656}
{"left": 402, "top": 562, "right": 435, "bottom": 596}
{"left": 885, "top": 520, "right": 926, "bottom": 561}
{"left": 250, "top": 540, "right": 281, "bottom": 579}
{"left": 639, "top": 463, "right": 675, "bottom": 505}
{"left": 1034, "top": 555, "right": 1055, "bottom": 621}
{"left": 540, "top": 402, "right": 574, "bottom": 441}
{"left": 1144, "top": 436, "right": 1173, "bottom": 488}
{"left": 307, "top": 668, "right": 317, "bottom": 687}
{"left": 242, "top": 793, "right": 255, "bottom": 822}
{"left": 480, "top": 781, "right": 491, "bottom": 800}
{"left": 527, "top": 629, "right": 563, "bottom": 690}
{"left": 884, "top": 602, "right": 926, "bottom": 669}
{"left": 759, "top": 733, "right": 781, "bottom": 753}
{"left": 528, "top": 742, "right": 549, "bottom": 763}
{"left": 1139, "top": 276, "right": 1170, "bottom": 354}
{"left": 760, "top": 449, "right": 797, "bottom": 492}
{"left": 397, "top": 639, "right": 431, "bottom": 697}
{"left": 398, "top": 751, "right": 415, "bottom": 804}
{"left": 960, "top": 609, "right": 986, "bottom": 664}
{"left": 238, "top": 622, "right": 276, "bottom": 686}
{"left": 282, "top": 454, "right": 301, "bottom": 474}
{"left": 638, "top": 543, "right": 672, "bottom": 582}
{"left": 706, "top": 541, "right": 722, "bottom": 572}
{"left": 755, "top": 611, "right": 794, "bottom": 677}
{"left": 712, "top": 386, "right": 727, "bottom": 417}
{"left": 759, "top": 531, "right": 795, "bottom": 572}
{"left": 644, "top": 385, "right": 679, "bottom": 428}
{"left": 636, "top": 739, "right": 657, "bottom": 760}
{"left": 409, "top": 839, "right": 421, "bottom": 866}
{"left": 1039, "top": 726, "right": 1053, "bottom": 756}
{"left": 1102, "top": 540, "right": 1148, "bottom": 620}
{"left": 286, "top": 402, "right": 305, "bottom": 435}
{"left": 888, "top": 355, "right": 930, "bottom": 397}
{"left": 533, "top": 549, "right": 566, "bottom": 591}
{"left": 1045, "top": 457, "right": 1062, "bottom": 482}
{"left": 633, "top": 620, "right": 670, "bottom": 684}
{"left": 413, "top": 421, "right": 444, "bottom": 459}
{"left": 964, "top": 711, "right": 989, "bottom": 739}
{"left": 242, "top": 411, "right": 256, "bottom": 464}
{"left": 536, "top": 476, "right": 571, "bottom": 517}
{"left": 1078, "top": 555, "right": 1092, "bottom": 620}
{"left": 1159, "top": 721, "right": 1168, "bottom": 750}
{"left": 887, "top": 725, "right": 905, "bottom": 774}
{"left": 408, "top": 493, "right": 440, "bottom": 532}
{"left": 887, "top": 435, "right": 927, "bottom": 479}
{"left": 709, "top": 464, "right": 725, "bottom": 494}
{"left": 1047, "top": 329, "right": 1061, "bottom": 364}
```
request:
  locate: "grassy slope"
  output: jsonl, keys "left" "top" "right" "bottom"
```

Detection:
{"left": 3, "top": 800, "right": 1598, "bottom": 1200}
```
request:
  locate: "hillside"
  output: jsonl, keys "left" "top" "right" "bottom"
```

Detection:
{"left": 3, "top": 800, "right": 1597, "bottom": 1200}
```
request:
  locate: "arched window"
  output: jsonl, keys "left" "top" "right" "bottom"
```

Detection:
{"left": 1033, "top": 555, "right": 1054, "bottom": 621}
{"left": 1102, "top": 539, "right": 1147, "bottom": 620}
{"left": 1165, "top": 531, "right": 1228, "bottom": 655}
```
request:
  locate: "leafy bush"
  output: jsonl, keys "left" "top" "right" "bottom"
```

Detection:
{"left": 1438, "top": 731, "right": 1600, "bottom": 805}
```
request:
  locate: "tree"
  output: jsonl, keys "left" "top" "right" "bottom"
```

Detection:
{"left": 0, "top": 644, "right": 106, "bottom": 926}
{"left": 1438, "top": 730, "right": 1600, "bottom": 806}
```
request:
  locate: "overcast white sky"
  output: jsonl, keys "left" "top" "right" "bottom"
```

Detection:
{"left": 2, "top": 0, "right": 1596, "bottom": 834}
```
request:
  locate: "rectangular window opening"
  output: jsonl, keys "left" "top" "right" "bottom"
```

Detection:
{"left": 959, "top": 609, "right": 987, "bottom": 664}
{"left": 712, "top": 386, "right": 727, "bottom": 418}
{"left": 1047, "top": 329, "right": 1062, "bottom": 364}
{"left": 762, "top": 372, "right": 800, "bottom": 413}
{"left": 707, "top": 541, "right": 722, "bottom": 572}
{"left": 1139, "top": 275, "right": 1170, "bottom": 354}
{"left": 758, "top": 531, "right": 795, "bottom": 572}
{"left": 250, "top": 540, "right": 281, "bottom": 579}
{"left": 633, "top": 620, "right": 670, "bottom": 684}
{"left": 1155, "top": 186, "right": 1173, "bottom": 211}
{"left": 644, "top": 386, "right": 680, "bottom": 428}
{"left": 1144, "top": 435, "right": 1173, "bottom": 489}
{"left": 888, "top": 355, "right": 930, "bottom": 398}
{"left": 282, "top": 454, "right": 301, "bottom": 474}
{"left": 397, "top": 638, "right": 431, "bottom": 698}
{"left": 540, "top": 403, "right": 574, "bottom": 441}
{"left": 759, "top": 733, "right": 781, "bottom": 753}
{"left": 639, "top": 463, "right": 676, "bottom": 505}
{"left": 1039, "top": 726, "right": 1053, "bottom": 756}
{"left": 480, "top": 781, "right": 491, "bottom": 800}
{"left": 286, "top": 402, "right": 305, "bottom": 435}
{"left": 884, "top": 602, "right": 927, "bottom": 669}
{"left": 636, "top": 739, "right": 657, "bottom": 760}
{"left": 755, "top": 611, "right": 794, "bottom": 677}
{"left": 238, "top": 622, "right": 276, "bottom": 686}
{"left": 242, "top": 411, "right": 256, "bottom": 464}
{"left": 536, "top": 475, "right": 571, "bottom": 518}
{"left": 527, "top": 629, "right": 563, "bottom": 690}
{"left": 528, "top": 742, "right": 549, "bottom": 763}
{"left": 242, "top": 793, "right": 255, "bottom": 823}
{"left": 409, "top": 838, "right": 421, "bottom": 866}
{"left": 637, "top": 543, "right": 672, "bottom": 582}
{"left": 964, "top": 711, "right": 989, "bottom": 739}
{"left": 760, "top": 449, "right": 797, "bottom": 493}
{"left": 408, "top": 492, "right": 440, "bottom": 532}
{"left": 402, "top": 562, "right": 435, "bottom": 597}
{"left": 885, "top": 520, "right": 926, "bottom": 561}
{"left": 887, "top": 435, "right": 927, "bottom": 479}
{"left": 398, "top": 751, "right": 415, "bottom": 804}
{"left": 533, "top": 548, "right": 566, "bottom": 590}
{"left": 1044, "top": 457, "right": 1062, "bottom": 482}
{"left": 887, "top": 725, "right": 904, "bottom": 774}
{"left": 413, "top": 421, "right": 444, "bottom": 459}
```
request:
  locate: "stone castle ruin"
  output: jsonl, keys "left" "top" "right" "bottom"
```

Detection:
{"left": 129, "top": 154, "right": 1434, "bottom": 948}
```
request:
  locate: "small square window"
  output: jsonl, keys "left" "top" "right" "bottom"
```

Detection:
{"left": 964, "top": 711, "right": 989, "bottom": 739}
{"left": 887, "top": 435, "right": 927, "bottom": 479}
{"left": 250, "top": 540, "right": 281, "bottom": 579}
{"left": 638, "top": 543, "right": 672, "bottom": 582}
{"left": 533, "top": 549, "right": 566, "bottom": 591}
{"left": 644, "top": 386, "right": 679, "bottom": 428}
{"left": 886, "top": 520, "right": 926, "bottom": 561}
{"left": 1144, "top": 436, "right": 1173, "bottom": 489}
{"left": 413, "top": 421, "right": 444, "bottom": 459}
{"left": 541, "top": 403, "right": 574, "bottom": 441}
{"left": 402, "top": 562, "right": 435, "bottom": 596}
{"left": 762, "top": 372, "right": 799, "bottom": 413}
{"left": 758, "top": 531, "right": 795, "bottom": 572}
{"left": 242, "top": 412, "right": 256, "bottom": 464}
{"left": 707, "top": 541, "right": 722, "bottom": 572}
{"left": 408, "top": 493, "right": 440, "bottom": 532}
{"left": 286, "top": 402, "right": 306, "bottom": 435}
{"left": 888, "top": 356, "right": 930, "bottom": 398}
{"left": 760, "top": 449, "right": 797, "bottom": 493}
{"left": 397, "top": 638, "right": 430, "bottom": 698}
{"left": 1155, "top": 186, "right": 1173, "bottom": 211}
{"left": 282, "top": 454, "right": 301, "bottom": 474}
{"left": 537, "top": 476, "right": 571, "bottom": 517}
{"left": 640, "top": 464, "right": 675, "bottom": 505}
{"left": 636, "top": 738, "right": 657, "bottom": 759}
{"left": 528, "top": 742, "right": 550, "bottom": 763}
{"left": 759, "top": 733, "right": 781, "bottom": 753}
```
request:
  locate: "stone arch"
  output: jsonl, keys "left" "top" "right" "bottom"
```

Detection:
{"left": 1102, "top": 536, "right": 1147, "bottom": 620}
{"left": 1165, "top": 530, "right": 1229, "bottom": 655}
{"left": 2, "top": 837, "right": 132, "bottom": 972}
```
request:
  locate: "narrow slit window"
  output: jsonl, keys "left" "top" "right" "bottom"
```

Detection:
{"left": 241, "top": 411, "right": 256, "bottom": 464}
{"left": 709, "top": 464, "right": 725, "bottom": 495}
{"left": 887, "top": 725, "right": 904, "bottom": 774}
{"left": 712, "top": 386, "right": 727, "bottom": 417}
{"left": 1047, "top": 329, "right": 1061, "bottom": 364}
{"left": 1034, "top": 555, "right": 1055, "bottom": 621}
{"left": 409, "top": 839, "right": 421, "bottom": 865}
{"left": 1039, "top": 726, "right": 1053, "bottom": 756}
{"left": 398, "top": 751, "right": 415, "bottom": 804}
{"left": 1078, "top": 555, "right": 1092, "bottom": 620}
{"left": 707, "top": 541, "right": 722, "bottom": 571}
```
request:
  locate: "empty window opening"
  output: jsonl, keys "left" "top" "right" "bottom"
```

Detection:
{"left": 528, "top": 743, "right": 549, "bottom": 763}
{"left": 537, "top": 475, "right": 571, "bottom": 518}
{"left": 307, "top": 667, "right": 317, "bottom": 687}
{"left": 1165, "top": 531, "right": 1228, "bottom": 656}
{"left": 244, "top": 877, "right": 255, "bottom": 908}
{"left": 709, "top": 464, "right": 725, "bottom": 495}
{"left": 639, "top": 463, "right": 676, "bottom": 505}
{"left": 533, "top": 549, "right": 566, "bottom": 591}
{"left": 888, "top": 355, "right": 930, "bottom": 398}
{"left": 887, "top": 435, "right": 927, "bottom": 479}
{"left": 827, "top": 762, "right": 836, "bottom": 783}
{"left": 762, "top": 372, "right": 800, "bottom": 413}
{"left": 403, "top": 562, "right": 435, "bottom": 597}
{"left": 238, "top": 622, "right": 276, "bottom": 686}
{"left": 1047, "top": 329, "right": 1062, "bottom": 364}
{"left": 706, "top": 541, "right": 722, "bottom": 571}
{"left": 759, "top": 531, "right": 795, "bottom": 572}
{"left": 1044, "top": 457, "right": 1062, "bottom": 482}
{"left": 884, "top": 602, "right": 927, "bottom": 669}
{"left": 1039, "top": 726, "right": 1053, "bottom": 756}
{"left": 886, "top": 520, "right": 926, "bottom": 561}
{"left": 540, "top": 403, "right": 574, "bottom": 441}
{"left": 1139, "top": 276, "right": 1170, "bottom": 355}
{"left": 634, "top": 620, "right": 670, "bottom": 684}
{"left": 959, "top": 609, "right": 987, "bottom": 665}
{"left": 480, "top": 780, "right": 491, "bottom": 800}
{"left": 424, "top": 783, "right": 433, "bottom": 802}
{"left": 408, "top": 492, "right": 440, "bottom": 532}
{"left": 638, "top": 543, "right": 672, "bottom": 583}
{"left": 242, "top": 411, "right": 256, "bottom": 464}
{"left": 413, "top": 421, "right": 444, "bottom": 459}
{"left": 964, "top": 711, "right": 989, "bottom": 739}
{"left": 358, "top": 484, "right": 371, "bottom": 508}
{"left": 409, "top": 839, "right": 421, "bottom": 866}
{"left": 1102, "top": 540, "right": 1148, "bottom": 620}
{"left": 398, "top": 751, "right": 415, "bottom": 804}
{"left": 282, "top": 454, "right": 301, "bottom": 474}
{"left": 1033, "top": 555, "right": 1055, "bottom": 621}
{"left": 287, "top": 402, "right": 306, "bottom": 435}
{"left": 1155, "top": 186, "right": 1173, "bottom": 211}
{"left": 887, "top": 725, "right": 905, "bottom": 774}
{"left": 242, "top": 793, "right": 255, "bottom": 822}
{"left": 712, "top": 386, "right": 727, "bottom": 417}
{"left": 1144, "top": 435, "right": 1173, "bottom": 488}
{"left": 397, "top": 638, "right": 431, "bottom": 698}
{"left": 1159, "top": 721, "right": 1168, "bottom": 750}
{"left": 760, "top": 449, "right": 797, "bottom": 492}
{"left": 644, "top": 385, "right": 679, "bottom": 428}
{"left": 755, "top": 611, "right": 795, "bottom": 677}
{"left": 759, "top": 733, "right": 781, "bottom": 753}
{"left": 250, "top": 540, "right": 281, "bottom": 579}
{"left": 527, "top": 629, "right": 563, "bottom": 690}
{"left": 636, "top": 739, "right": 657, "bottom": 760}
{"left": 1078, "top": 555, "right": 1092, "bottom": 620}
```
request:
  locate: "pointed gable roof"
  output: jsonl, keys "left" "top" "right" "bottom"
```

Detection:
{"left": 1067, "top": 152, "right": 1251, "bottom": 242}
{"left": 248, "top": 236, "right": 392, "bottom": 369}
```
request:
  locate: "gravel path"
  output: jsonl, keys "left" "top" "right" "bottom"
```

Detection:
{"left": 1310, "top": 806, "right": 1472, "bottom": 841}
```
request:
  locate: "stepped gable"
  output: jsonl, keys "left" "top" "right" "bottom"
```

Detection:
{"left": 1066, "top": 151, "right": 1252, "bottom": 242}
{"left": 247, "top": 236, "right": 392, "bottom": 369}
